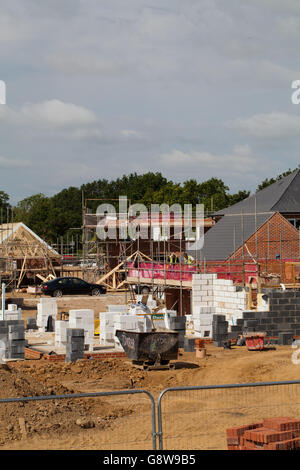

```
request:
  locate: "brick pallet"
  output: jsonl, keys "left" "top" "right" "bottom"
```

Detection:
{"left": 227, "top": 417, "right": 300, "bottom": 450}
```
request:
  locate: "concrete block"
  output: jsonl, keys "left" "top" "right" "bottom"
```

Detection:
{"left": 107, "top": 305, "right": 128, "bottom": 313}
{"left": 66, "top": 342, "right": 85, "bottom": 353}
{"left": 66, "top": 328, "right": 84, "bottom": 338}
{"left": 65, "top": 352, "right": 84, "bottom": 363}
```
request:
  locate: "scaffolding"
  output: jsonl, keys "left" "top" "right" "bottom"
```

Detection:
{"left": 81, "top": 196, "right": 211, "bottom": 315}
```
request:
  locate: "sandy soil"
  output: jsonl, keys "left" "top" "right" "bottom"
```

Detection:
{"left": 1, "top": 292, "right": 300, "bottom": 450}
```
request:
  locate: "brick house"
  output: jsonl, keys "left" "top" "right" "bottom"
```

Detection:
{"left": 200, "top": 169, "right": 300, "bottom": 266}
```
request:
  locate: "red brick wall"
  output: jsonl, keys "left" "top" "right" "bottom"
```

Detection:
{"left": 229, "top": 212, "right": 300, "bottom": 262}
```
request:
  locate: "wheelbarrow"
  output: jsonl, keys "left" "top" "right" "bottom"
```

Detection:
{"left": 115, "top": 329, "right": 179, "bottom": 370}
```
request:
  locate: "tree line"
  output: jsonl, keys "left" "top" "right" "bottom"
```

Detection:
{"left": 0, "top": 169, "right": 296, "bottom": 245}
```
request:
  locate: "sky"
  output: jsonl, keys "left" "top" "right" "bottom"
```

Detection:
{"left": 1, "top": 0, "right": 300, "bottom": 204}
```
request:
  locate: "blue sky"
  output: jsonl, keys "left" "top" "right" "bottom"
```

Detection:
{"left": 1, "top": 0, "right": 300, "bottom": 204}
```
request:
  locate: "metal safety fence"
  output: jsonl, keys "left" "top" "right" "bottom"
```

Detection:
{"left": 2, "top": 381, "right": 300, "bottom": 450}
{"left": 0, "top": 390, "right": 157, "bottom": 450}
{"left": 157, "top": 381, "right": 300, "bottom": 450}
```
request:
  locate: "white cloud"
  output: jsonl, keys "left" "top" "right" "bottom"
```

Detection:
{"left": 66, "top": 127, "right": 107, "bottom": 141}
{"left": 47, "top": 55, "right": 126, "bottom": 76}
{"left": 228, "top": 111, "right": 300, "bottom": 138}
{"left": 0, "top": 155, "right": 32, "bottom": 169}
{"left": 3, "top": 0, "right": 300, "bottom": 200}
{"left": 0, "top": 13, "right": 32, "bottom": 43}
{"left": 0, "top": 99, "right": 98, "bottom": 129}
{"left": 251, "top": 0, "right": 300, "bottom": 15}
{"left": 159, "top": 145, "right": 260, "bottom": 175}
{"left": 120, "top": 129, "right": 142, "bottom": 139}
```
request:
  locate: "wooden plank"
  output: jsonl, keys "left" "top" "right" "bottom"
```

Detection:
{"left": 95, "top": 250, "right": 138, "bottom": 284}
{"left": 17, "top": 255, "right": 27, "bottom": 289}
{"left": 126, "top": 276, "right": 192, "bottom": 288}
{"left": 95, "top": 250, "right": 154, "bottom": 286}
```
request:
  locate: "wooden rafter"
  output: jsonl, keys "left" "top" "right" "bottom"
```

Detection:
{"left": 96, "top": 250, "right": 153, "bottom": 290}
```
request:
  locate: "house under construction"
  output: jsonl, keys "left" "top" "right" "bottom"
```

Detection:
{"left": 0, "top": 222, "right": 61, "bottom": 288}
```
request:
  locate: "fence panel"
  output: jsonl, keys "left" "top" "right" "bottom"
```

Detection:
{"left": 157, "top": 381, "right": 300, "bottom": 450}
{"left": 0, "top": 390, "right": 156, "bottom": 450}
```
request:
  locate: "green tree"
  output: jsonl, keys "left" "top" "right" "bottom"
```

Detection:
{"left": 14, "top": 193, "right": 45, "bottom": 225}
{"left": 151, "top": 182, "right": 184, "bottom": 206}
{"left": 14, "top": 193, "right": 55, "bottom": 242}
{"left": 197, "top": 178, "right": 230, "bottom": 213}
{"left": 51, "top": 187, "right": 82, "bottom": 237}
{"left": 0, "top": 191, "right": 10, "bottom": 222}
{"left": 227, "top": 190, "right": 250, "bottom": 207}
{"left": 256, "top": 168, "right": 297, "bottom": 191}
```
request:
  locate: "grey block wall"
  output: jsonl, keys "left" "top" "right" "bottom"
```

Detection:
{"left": 225, "top": 290, "right": 300, "bottom": 345}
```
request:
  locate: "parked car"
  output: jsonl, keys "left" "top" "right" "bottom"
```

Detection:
{"left": 41, "top": 277, "right": 106, "bottom": 297}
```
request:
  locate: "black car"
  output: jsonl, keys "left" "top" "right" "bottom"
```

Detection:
{"left": 41, "top": 277, "right": 106, "bottom": 297}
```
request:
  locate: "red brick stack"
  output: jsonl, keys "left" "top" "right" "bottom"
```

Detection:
{"left": 226, "top": 417, "right": 300, "bottom": 450}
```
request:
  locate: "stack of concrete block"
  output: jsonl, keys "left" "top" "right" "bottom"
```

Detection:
{"left": 184, "top": 336, "right": 196, "bottom": 352}
{"left": 212, "top": 315, "right": 229, "bottom": 347}
{"left": 0, "top": 338, "right": 8, "bottom": 362}
{"left": 113, "top": 314, "right": 139, "bottom": 350}
{"left": 169, "top": 316, "right": 186, "bottom": 348}
{"left": 107, "top": 305, "right": 128, "bottom": 313}
{"left": 26, "top": 317, "right": 37, "bottom": 330}
{"left": 8, "top": 324, "right": 26, "bottom": 359}
{"left": 99, "top": 312, "right": 115, "bottom": 345}
{"left": 37, "top": 298, "right": 57, "bottom": 332}
{"left": 4, "top": 304, "right": 21, "bottom": 321}
{"left": 69, "top": 309, "right": 94, "bottom": 351}
{"left": 192, "top": 274, "right": 247, "bottom": 338}
{"left": 193, "top": 306, "right": 215, "bottom": 338}
{"left": 278, "top": 332, "right": 294, "bottom": 345}
{"left": 65, "top": 328, "right": 84, "bottom": 363}
{"left": 55, "top": 320, "right": 68, "bottom": 347}
{"left": 0, "top": 320, "right": 26, "bottom": 360}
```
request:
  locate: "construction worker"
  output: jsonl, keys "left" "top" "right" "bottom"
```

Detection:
{"left": 169, "top": 253, "right": 178, "bottom": 264}
{"left": 184, "top": 254, "right": 194, "bottom": 264}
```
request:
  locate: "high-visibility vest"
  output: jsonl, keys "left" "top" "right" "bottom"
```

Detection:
{"left": 169, "top": 255, "right": 177, "bottom": 264}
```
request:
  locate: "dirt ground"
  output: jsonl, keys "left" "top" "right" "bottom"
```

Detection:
{"left": 1, "top": 292, "right": 300, "bottom": 450}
